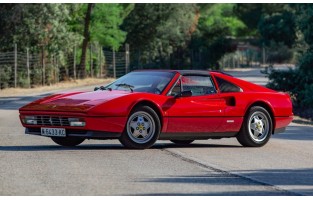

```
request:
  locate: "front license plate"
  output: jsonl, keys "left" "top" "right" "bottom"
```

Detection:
{"left": 41, "top": 127, "right": 66, "bottom": 137}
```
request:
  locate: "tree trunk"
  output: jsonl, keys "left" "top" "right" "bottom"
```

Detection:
{"left": 79, "top": 3, "right": 94, "bottom": 78}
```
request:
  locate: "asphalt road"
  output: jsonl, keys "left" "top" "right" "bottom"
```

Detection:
{"left": 0, "top": 68, "right": 312, "bottom": 196}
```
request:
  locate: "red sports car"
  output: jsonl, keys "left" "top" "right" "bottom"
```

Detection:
{"left": 19, "top": 70, "right": 293, "bottom": 149}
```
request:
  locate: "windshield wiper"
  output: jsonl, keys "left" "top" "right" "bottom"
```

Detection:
{"left": 94, "top": 86, "right": 112, "bottom": 91}
{"left": 116, "top": 83, "right": 134, "bottom": 92}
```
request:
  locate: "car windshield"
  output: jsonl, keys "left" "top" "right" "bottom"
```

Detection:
{"left": 104, "top": 71, "right": 175, "bottom": 94}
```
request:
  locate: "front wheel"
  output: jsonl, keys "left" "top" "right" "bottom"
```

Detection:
{"left": 236, "top": 106, "right": 273, "bottom": 147}
{"left": 119, "top": 106, "right": 161, "bottom": 149}
{"left": 51, "top": 137, "right": 85, "bottom": 147}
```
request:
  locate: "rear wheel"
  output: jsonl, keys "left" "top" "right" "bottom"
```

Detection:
{"left": 119, "top": 106, "right": 161, "bottom": 149}
{"left": 170, "top": 140, "right": 194, "bottom": 145}
{"left": 51, "top": 137, "right": 85, "bottom": 147}
{"left": 236, "top": 106, "right": 273, "bottom": 147}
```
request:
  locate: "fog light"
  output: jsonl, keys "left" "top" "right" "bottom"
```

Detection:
{"left": 68, "top": 118, "right": 85, "bottom": 127}
{"left": 24, "top": 116, "right": 37, "bottom": 125}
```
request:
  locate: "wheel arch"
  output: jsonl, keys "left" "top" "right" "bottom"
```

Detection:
{"left": 245, "top": 101, "right": 276, "bottom": 133}
{"left": 129, "top": 100, "right": 164, "bottom": 129}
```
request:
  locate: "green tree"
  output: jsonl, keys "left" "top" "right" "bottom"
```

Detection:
{"left": 78, "top": 3, "right": 131, "bottom": 77}
{"left": 190, "top": 4, "right": 245, "bottom": 69}
{"left": 258, "top": 9, "right": 296, "bottom": 48}
{"left": 234, "top": 3, "right": 296, "bottom": 63}
{"left": 123, "top": 3, "right": 198, "bottom": 68}
{"left": 80, "top": 3, "right": 94, "bottom": 78}
{"left": 0, "top": 4, "right": 80, "bottom": 52}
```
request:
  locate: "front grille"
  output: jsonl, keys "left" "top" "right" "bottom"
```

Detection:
{"left": 35, "top": 116, "right": 70, "bottom": 126}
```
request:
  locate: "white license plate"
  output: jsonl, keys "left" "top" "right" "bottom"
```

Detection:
{"left": 41, "top": 127, "right": 66, "bottom": 137}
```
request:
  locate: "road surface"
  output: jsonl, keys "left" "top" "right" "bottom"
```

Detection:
{"left": 0, "top": 68, "right": 312, "bottom": 195}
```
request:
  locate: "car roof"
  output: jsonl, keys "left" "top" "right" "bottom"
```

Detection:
{"left": 176, "top": 70, "right": 210, "bottom": 76}
{"left": 133, "top": 69, "right": 232, "bottom": 77}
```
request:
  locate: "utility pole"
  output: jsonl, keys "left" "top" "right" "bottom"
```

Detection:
{"left": 113, "top": 49, "right": 116, "bottom": 78}
{"left": 262, "top": 43, "right": 266, "bottom": 66}
{"left": 27, "top": 48, "right": 30, "bottom": 88}
{"left": 73, "top": 45, "right": 76, "bottom": 80}
{"left": 125, "top": 43, "right": 129, "bottom": 74}
{"left": 14, "top": 44, "right": 17, "bottom": 88}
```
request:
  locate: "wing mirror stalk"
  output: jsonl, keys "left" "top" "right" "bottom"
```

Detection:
{"left": 175, "top": 90, "right": 192, "bottom": 98}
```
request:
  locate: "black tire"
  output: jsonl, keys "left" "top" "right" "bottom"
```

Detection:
{"left": 170, "top": 140, "right": 194, "bottom": 145}
{"left": 51, "top": 137, "right": 85, "bottom": 147}
{"left": 119, "top": 106, "right": 161, "bottom": 149}
{"left": 236, "top": 106, "right": 273, "bottom": 147}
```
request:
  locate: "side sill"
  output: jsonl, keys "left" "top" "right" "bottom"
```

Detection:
{"left": 159, "top": 132, "right": 238, "bottom": 140}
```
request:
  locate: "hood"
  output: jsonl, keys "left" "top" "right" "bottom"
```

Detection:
{"left": 20, "top": 90, "right": 130, "bottom": 113}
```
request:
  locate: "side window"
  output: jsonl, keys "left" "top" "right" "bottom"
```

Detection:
{"left": 181, "top": 75, "right": 216, "bottom": 96}
{"left": 215, "top": 76, "right": 242, "bottom": 93}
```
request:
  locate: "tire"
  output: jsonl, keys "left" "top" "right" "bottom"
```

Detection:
{"left": 236, "top": 106, "right": 273, "bottom": 147}
{"left": 170, "top": 140, "right": 194, "bottom": 145}
{"left": 119, "top": 106, "right": 161, "bottom": 149}
{"left": 51, "top": 137, "right": 85, "bottom": 147}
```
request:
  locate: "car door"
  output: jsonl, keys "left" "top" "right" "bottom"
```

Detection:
{"left": 163, "top": 75, "right": 227, "bottom": 133}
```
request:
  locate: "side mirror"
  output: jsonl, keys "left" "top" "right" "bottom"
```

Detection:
{"left": 94, "top": 87, "right": 99, "bottom": 91}
{"left": 175, "top": 90, "right": 192, "bottom": 98}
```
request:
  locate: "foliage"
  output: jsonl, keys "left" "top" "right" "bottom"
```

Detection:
{"left": 234, "top": 3, "right": 296, "bottom": 48}
{"left": 122, "top": 4, "right": 198, "bottom": 68}
{"left": 296, "top": 4, "right": 313, "bottom": 47}
{"left": 0, "top": 4, "right": 81, "bottom": 53}
{"left": 0, "top": 65, "right": 13, "bottom": 89}
{"left": 201, "top": 4, "right": 246, "bottom": 37}
{"left": 190, "top": 4, "right": 242, "bottom": 69}
{"left": 294, "top": 4, "right": 313, "bottom": 74}
{"left": 301, "top": 84, "right": 313, "bottom": 108}
{"left": 258, "top": 10, "right": 296, "bottom": 48}
{"left": 265, "top": 41, "right": 294, "bottom": 64}
{"left": 266, "top": 65, "right": 313, "bottom": 108}
{"left": 91, "top": 4, "right": 130, "bottom": 50}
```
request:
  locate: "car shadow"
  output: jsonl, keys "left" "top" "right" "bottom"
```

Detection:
{"left": 153, "top": 143, "right": 241, "bottom": 149}
{"left": 0, "top": 142, "right": 242, "bottom": 152}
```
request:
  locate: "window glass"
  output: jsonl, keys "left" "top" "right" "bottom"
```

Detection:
{"left": 182, "top": 75, "right": 216, "bottom": 96}
{"left": 215, "top": 76, "right": 242, "bottom": 93}
{"left": 105, "top": 71, "right": 175, "bottom": 94}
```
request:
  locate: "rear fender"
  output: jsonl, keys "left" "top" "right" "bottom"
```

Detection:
{"left": 245, "top": 100, "right": 276, "bottom": 131}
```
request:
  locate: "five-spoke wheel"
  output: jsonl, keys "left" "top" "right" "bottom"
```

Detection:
{"left": 119, "top": 106, "right": 161, "bottom": 149}
{"left": 248, "top": 111, "right": 270, "bottom": 143}
{"left": 127, "top": 111, "right": 155, "bottom": 144}
{"left": 237, "top": 106, "right": 273, "bottom": 147}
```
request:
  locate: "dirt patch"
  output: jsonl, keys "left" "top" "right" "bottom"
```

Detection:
{"left": 0, "top": 78, "right": 115, "bottom": 97}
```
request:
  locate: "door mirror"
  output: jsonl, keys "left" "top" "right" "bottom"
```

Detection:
{"left": 175, "top": 90, "right": 192, "bottom": 98}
